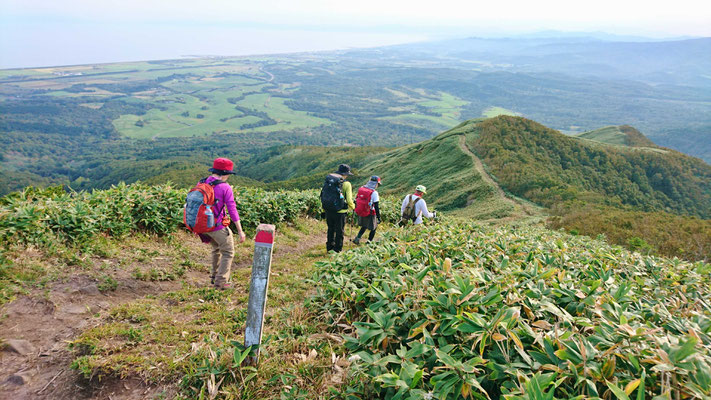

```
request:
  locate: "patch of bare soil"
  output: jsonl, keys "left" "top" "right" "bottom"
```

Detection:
{"left": 0, "top": 227, "right": 326, "bottom": 399}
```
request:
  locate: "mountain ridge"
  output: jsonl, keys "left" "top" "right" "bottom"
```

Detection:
{"left": 576, "top": 125, "right": 659, "bottom": 148}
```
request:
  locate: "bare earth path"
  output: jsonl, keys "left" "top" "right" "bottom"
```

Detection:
{"left": 0, "top": 223, "right": 329, "bottom": 399}
{"left": 457, "top": 135, "right": 537, "bottom": 217}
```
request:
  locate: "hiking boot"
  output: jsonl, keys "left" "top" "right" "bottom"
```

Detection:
{"left": 352, "top": 237, "right": 360, "bottom": 245}
{"left": 210, "top": 276, "right": 215, "bottom": 285}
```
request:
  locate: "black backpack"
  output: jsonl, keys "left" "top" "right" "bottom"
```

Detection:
{"left": 320, "top": 174, "right": 346, "bottom": 212}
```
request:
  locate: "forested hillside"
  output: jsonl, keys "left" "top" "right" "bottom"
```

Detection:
{"left": 239, "top": 145, "right": 388, "bottom": 183}
{"left": 467, "top": 116, "right": 711, "bottom": 218}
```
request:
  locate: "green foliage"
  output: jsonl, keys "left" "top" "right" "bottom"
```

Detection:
{"left": 0, "top": 183, "right": 327, "bottom": 304}
{"left": 314, "top": 221, "right": 711, "bottom": 400}
{"left": 468, "top": 116, "right": 711, "bottom": 218}
{"left": 240, "top": 145, "right": 388, "bottom": 183}
{"left": 549, "top": 203, "right": 711, "bottom": 262}
{"left": 0, "top": 183, "right": 324, "bottom": 251}
{"left": 232, "top": 187, "right": 321, "bottom": 231}
{"left": 97, "top": 275, "right": 118, "bottom": 292}
{"left": 179, "top": 334, "right": 259, "bottom": 398}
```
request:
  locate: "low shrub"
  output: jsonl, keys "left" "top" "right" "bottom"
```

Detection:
{"left": 313, "top": 222, "right": 711, "bottom": 399}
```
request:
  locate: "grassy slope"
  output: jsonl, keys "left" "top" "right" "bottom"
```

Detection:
{"left": 246, "top": 121, "right": 535, "bottom": 221}
{"left": 355, "top": 120, "right": 518, "bottom": 220}
{"left": 0, "top": 216, "right": 353, "bottom": 399}
{"left": 576, "top": 126, "right": 628, "bottom": 146}
{"left": 577, "top": 125, "right": 658, "bottom": 148}
{"left": 68, "top": 220, "right": 340, "bottom": 398}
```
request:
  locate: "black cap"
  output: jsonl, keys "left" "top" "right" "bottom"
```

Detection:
{"left": 336, "top": 164, "right": 353, "bottom": 176}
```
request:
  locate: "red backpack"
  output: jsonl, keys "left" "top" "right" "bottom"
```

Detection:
{"left": 183, "top": 179, "right": 225, "bottom": 234}
{"left": 354, "top": 186, "right": 375, "bottom": 217}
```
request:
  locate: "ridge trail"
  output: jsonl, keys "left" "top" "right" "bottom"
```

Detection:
{"left": 457, "top": 134, "right": 535, "bottom": 217}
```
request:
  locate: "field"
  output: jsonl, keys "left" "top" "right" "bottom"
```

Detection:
{"left": 0, "top": 58, "right": 470, "bottom": 140}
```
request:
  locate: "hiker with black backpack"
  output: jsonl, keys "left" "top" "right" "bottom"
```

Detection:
{"left": 184, "top": 158, "right": 246, "bottom": 290}
{"left": 399, "top": 185, "right": 436, "bottom": 226}
{"left": 352, "top": 176, "right": 382, "bottom": 244}
{"left": 320, "top": 164, "right": 355, "bottom": 253}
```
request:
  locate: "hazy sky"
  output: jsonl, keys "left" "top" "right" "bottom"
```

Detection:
{"left": 1, "top": 0, "right": 710, "bottom": 68}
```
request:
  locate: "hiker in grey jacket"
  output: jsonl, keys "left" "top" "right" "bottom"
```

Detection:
{"left": 400, "top": 185, "right": 435, "bottom": 225}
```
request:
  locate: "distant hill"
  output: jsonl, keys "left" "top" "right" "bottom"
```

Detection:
{"left": 388, "top": 37, "right": 711, "bottom": 87}
{"left": 239, "top": 120, "right": 531, "bottom": 220}
{"left": 248, "top": 117, "right": 710, "bottom": 218}
{"left": 466, "top": 116, "right": 711, "bottom": 218}
{"left": 239, "top": 145, "right": 388, "bottom": 184}
{"left": 576, "top": 125, "right": 658, "bottom": 148}
{"left": 354, "top": 120, "right": 528, "bottom": 219}
{"left": 240, "top": 116, "right": 710, "bottom": 218}
{"left": 239, "top": 116, "right": 711, "bottom": 260}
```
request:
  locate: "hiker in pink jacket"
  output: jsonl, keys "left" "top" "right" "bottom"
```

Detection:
{"left": 200, "top": 158, "right": 246, "bottom": 289}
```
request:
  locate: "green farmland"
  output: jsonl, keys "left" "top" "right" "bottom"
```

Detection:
{"left": 0, "top": 57, "right": 469, "bottom": 140}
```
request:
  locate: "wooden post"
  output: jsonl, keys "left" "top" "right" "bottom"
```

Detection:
{"left": 244, "top": 224, "right": 275, "bottom": 365}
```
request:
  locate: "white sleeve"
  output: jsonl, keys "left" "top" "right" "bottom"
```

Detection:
{"left": 371, "top": 191, "right": 380, "bottom": 204}
{"left": 419, "top": 199, "right": 434, "bottom": 218}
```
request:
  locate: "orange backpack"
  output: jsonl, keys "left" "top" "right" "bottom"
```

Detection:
{"left": 183, "top": 179, "right": 225, "bottom": 234}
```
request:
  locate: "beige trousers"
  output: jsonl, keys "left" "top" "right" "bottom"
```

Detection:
{"left": 204, "top": 227, "right": 234, "bottom": 286}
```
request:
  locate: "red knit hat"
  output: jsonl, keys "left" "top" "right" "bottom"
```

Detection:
{"left": 209, "top": 158, "right": 236, "bottom": 175}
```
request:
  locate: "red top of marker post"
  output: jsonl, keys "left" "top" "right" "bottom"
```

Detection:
{"left": 254, "top": 224, "right": 275, "bottom": 247}
{"left": 255, "top": 231, "right": 273, "bottom": 244}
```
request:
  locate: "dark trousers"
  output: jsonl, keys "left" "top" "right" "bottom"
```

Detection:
{"left": 326, "top": 211, "right": 346, "bottom": 252}
{"left": 356, "top": 226, "right": 377, "bottom": 241}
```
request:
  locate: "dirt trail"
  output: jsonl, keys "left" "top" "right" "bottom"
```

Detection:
{"left": 0, "top": 227, "right": 328, "bottom": 399}
{"left": 457, "top": 135, "right": 535, "bottom": 217}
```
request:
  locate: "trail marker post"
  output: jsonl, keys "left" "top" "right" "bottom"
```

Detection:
{"left": 244, "top": 223, "right": 276, "bottom": 366}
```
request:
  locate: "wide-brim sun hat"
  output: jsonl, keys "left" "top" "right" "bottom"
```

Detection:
{"left": 415, "top": 185, "right": 427, "bottom": 194}
{"left": 209, "top": 157, "right": 237, "bottom": 175}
